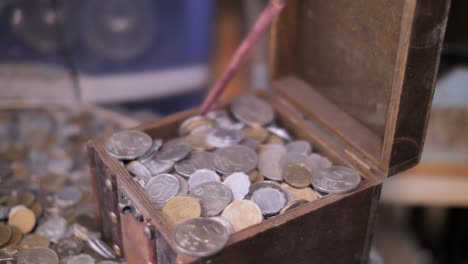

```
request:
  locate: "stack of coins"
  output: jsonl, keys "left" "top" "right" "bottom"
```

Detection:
{"left": 105, "top": 95, "right": 363, "bottom": 257}
{"left": 0, "top": 108, "right": 125, "bottom": 264}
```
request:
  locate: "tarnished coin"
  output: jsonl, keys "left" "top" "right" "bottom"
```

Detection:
{"left": 17, "top": 234, "right": 50, "bottom": 252}
{"left": 66, "top": 254, "right": 95, "bottom": 264}
{"left": 53, "top": 236, "right": 84, "bottom": 258}
{"left": 184, "top": 127, "right": 215, "bottom": 151}
{"left": 206, "top": 128, "right": 244, "bottom": 148}
{"left": 0, "top": 224, "right": 12, "bottom": 247}
{"left": 266, "top": 125, "right": 292, "bottom": 141}
{"left": 280, "top": 183, "right": 318, "bottom": 202}
{"left": 162, "top": 196, "right": 202, "bottom": 226}
{"left": 155, "top": 139, "right": 191, "bottom": 162}
{"left": 251, "top": 187, "right": 287, "bottom": 216}
{"left": 258, "top": 147, "right": 286, "bottom": 181}
{"left": 282, "top": 163, "right": 312, "bottom": 188}
{"left": 309, "top": 153, "right": 332, "bottom": 170}
{"left": 36, "top": 216, "right": 67, "bottom": 243}
{"left": 174, "top": 151, "right": 215, "bottom": 178}
{"left": 104, "top": 130, "right": 152, "bottom": 160}
{"left": 173, "top": 217, "right": 230, "bottom": 257}
{"left": 145, "top": 174, "right": 180, "bottom": 207}
{"left": 213, "top": 145, "right": 258, "bottom": 175}
{"left": 17, "top": 248, "right": 59, "bottom": 264}
{"left": 243, "top": 125, "right": 268, "bottom": 143}
{"left": 125, "top": 161, "right": 152, "bottom": 183}
{"left": 248, "top": 170, "right": 265, "bottom": 183}
{"left": 286, "top": 140, "right": 312, "bottom": 154}
{"left": 8, "top": 207, "right": 36, "bottom": 233}
{"left": 175, "top": 175, "right": 189, "bottom": 195}
{"left": 55, "top": 186, "right": 82, "bottom": 208}
{"left": 221, "top": 200, "right": 262, "bottom": 232}
{"left": 231, "top": 95, "right": 274, "bottom": 126}
{"left": 2, "top": 225, "right": 22, "bottom": 249}
{"left": 179, "top": 116, "right": 215, "bottom": 136}
{"left": 280, "top": 199, "right": 309, "bottom": 214}
{"left": 223, "top": 172, "right": 250, "bottom": 200}
{"left": 311, "top": 166, "right": 361, "bottom": 194}
{"left": 189, "top": 182, "right": 233, "bottom": 217}
{"left": 187, "top": 169, "right": 220, "bottom": 190}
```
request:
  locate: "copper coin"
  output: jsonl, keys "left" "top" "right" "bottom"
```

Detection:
{"left": 29, "top": 201, "right": 43, "bottom": 219}
{"left": 2, "top": 225, "right": 23, "bottom": 249}
{"left": 40, "top": 173, "right": 66, "bottom": 193}
{"left": 280, "top": 183, "right": 318, "bottom": 202}
{"left": 8, "top": 207, "right": 36, "bottom": 234}
{"left": 282, "top": 163, "right": 312, "bottom": 188}
{"left": 17, "top": 234, "right": 50, "bottom": 252}
{"left": 161, "top": 196, "right": 202, "bottom": 226}
{"left": 243, "top": 125, "right": 268, "bottom": 143}
{"left": 0, "top": 224, "right": 12, "bottom": 247}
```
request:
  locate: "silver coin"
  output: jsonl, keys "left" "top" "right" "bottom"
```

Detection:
{"left": 187, "top": 169, "right": 220, "bottom": 190}
{"left": 311, "top": 166, "right": 361, "bottom": 194}
{"left": 216, "top": 120, "right": 245, "bottom": 131}
{"left": 246, "top": 181, "right": 293, "bottom": 204}
{"left": 125, "top": 161, "right": 152, "bottom": 183}
{"left": 145, "top": 174, "right": 180, "bottom": 207}
{"left": 141, "top": 158, "right": 174, "bottom": 176}
{"left": 258, "top": 147, "right": 286, "bottom": 181}
{"left": 285, "top": 140, "right": 312, "bottom": 154}
{"left": 231, "top": 95, "right": 274, "bottom": 126}
{"left": 66, "top": 254, "right": 95, "bottom": 264}
{"left": 213, "top": 145, "right": 258, "bottom": 175}
{"left": 17, "top": 248, "right": 59, "bottom": 264}
{"left": 97, "top": 261, "right": 120, "bottom": 264}
{"left": 210, "top": 216, "right": 235, "bottom": 235}
{"left": 174, "top": 151, "right": 215, "bottom": 178}
{"left": 54, "top": 236, "right": 84, "bottom": 258}
{"left": 223, "top": 172, "right": 250, "bottom": 200}
{"left": 178, "top": 115, "right": 214, "bottom": 136}
{"left": 104, "top": 130, "right": 152, "bottom": 160}
{"left": 173, "top": 217, "right": 230, "bottom": 257}
{"left": 240, "top": 138, "right": 258, "bottom": 151}
{"left": 36, "top": 216, "right": 67, "bottom": 243}
{"left": 189, "top": 181, "right": 233, "bottom": 217}
{"left": 309, "top": 153, "right": 332, "bottom": 170}
{"left": 205, "top": 109, "right": 230, "bottom": 120}
{"left": 206, "top": 128, "right": 244, "bottom": 148}
{"left": 54, "top": 186, "right": 82, "bottom": 208}
{"left": 175, "top": 174, "right": 189, "bottom": 195}
{"left": 138, "top": 139, "right": 163, "bottom": 163}
{"left": 266, "top": 125, "right": 292, "bottom": 141}
{"left": 251, "top": 187, "right": 286, "bottom": 216}
{"left": 155, "top": 139, "right": 191, "bottom": 162}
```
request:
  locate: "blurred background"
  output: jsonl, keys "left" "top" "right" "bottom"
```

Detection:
{"left": 0, "top": 0, "right": 466, "bottom": 263}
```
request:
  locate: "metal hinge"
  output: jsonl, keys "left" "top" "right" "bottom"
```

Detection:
{"left": 118, "top": 188, "right": 144, "bottom": 222}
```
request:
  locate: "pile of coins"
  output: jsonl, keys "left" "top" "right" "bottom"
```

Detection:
{"left": 0, "top": 108, "right": 125, "bottom": 264}
{"left": 106, "top": 95, "right": 362, "bottom": 257}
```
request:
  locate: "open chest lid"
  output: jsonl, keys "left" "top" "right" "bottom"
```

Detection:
{"left": 269, "top": 0, "right": 450, "bottom": 177}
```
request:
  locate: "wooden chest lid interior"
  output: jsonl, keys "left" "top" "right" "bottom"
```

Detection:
{"left": 270, "top": 0, "right": 450, "bottom": 177}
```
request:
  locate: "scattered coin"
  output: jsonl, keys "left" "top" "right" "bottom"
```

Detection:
{"left": 223, "top": 172, "right": 250, "bottom": 200}
{"left": 145, "top": 174, "right": 180, "bottom": 208}
{"left": 311, "top": 166, "right": 362, "bottom": 194}
{"left": 286, "top": 140, "right": 312, "bottom": 154}
{"left": 36, "top": 216, "right": 67, "bottom": 243}
{"left": 206, "top": 128, "right": 244, "bottom": 148}
{"left": 8, "top": 207, "right": 36, "bottom": 233}
{"left": 0, "top": 224, "right": 12, "bottom": 247}
{"left": 17, "top": 234, "right": 50, "bottom": 252}
{"left": 221, "top": 200, "right": 262, "bottom": 232}
{"left": 162, "top": 196, "right": 202, "bottom": 226}
{"left": 1, "top": 225, "right": 22, "bottom": 250}
{"left": 173, "top": 218, "right": 230, "bottom": 257}
{"left": 251, "top": 187, "right": 287, "bottom": 216}
{"left": 104, "top": 130, "right": 153, "bottom": 160}
{"left": 174, "top": 151, "right": 215, "bottom": 178}
{"left": 187, "top": 169, "right": 220, "bottom": 190}
{"left": 240, "top": 138, "right": 258, "bottom": 151}
{"left": 282, "top": 163, "right": 312, "bottom": 188}
{"left": 55, "top": 186, "right": 83, "bottom": 208}
{"left": 53, "top": 236, "right": 84, "bottom": 258}
{"left": 213, "top": 145, "right": 258, "bottom": 175}
{"left": 280, "top": 199, "right": 309, "bottom": 214}
{"left": 17, "top": 247, "right": 59, "bottom": 264}
{"left": 40, "top": 173, "right": 66, "bottom": 193}
{"left": 29, "top": 201, "right": 43, "bottom": 219}
{"left": 155, "top": 139, "right": 191, "bottom": 162}
{"left": 231, "top": 95, "right": 274, "bottom": 126}
{"left": 280, "top": 183, "right": 318, "bottom": 202}
{"left": 190, "top": 182, "right": 233, "bottom": 217}
{"left": 243, "top": 125, "right": 269, "bottom": 143}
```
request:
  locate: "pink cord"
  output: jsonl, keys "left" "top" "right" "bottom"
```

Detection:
{"left": 200, "top": 0, "right": 285, "bottom": 114}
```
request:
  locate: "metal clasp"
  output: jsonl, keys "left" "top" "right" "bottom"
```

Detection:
{"left": 118, "top": 188, "right": 144, "bottom": 222}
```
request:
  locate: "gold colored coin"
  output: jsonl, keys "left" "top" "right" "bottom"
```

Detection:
{"left": 281, "top": 183, "right": 318, "bottom": 202}
{"left": 29, "top": 201, "right": 43, "bottom": 219}
{"left": 282, "top": 163, "right": 312, "bottom": 188}
{"left": 161, "top": 196, "right": 201, "bottom": 226}
{"left": 248, "top": 170, "right": 264, "bottom": 183}
{"left": 17, "top": 234, "right": 50, "bottom": 252}
{"left": 243, "top": 125, "right": 268, "bottom": 143}
{"left": 280, "top": 199, "right": 309, "bottom": 214}
{"left": 0, "top": 224, "right": 12, "bottom": 247}
{"left": 265, "top": 134, "right": 284, "bottom": 145}
{"left": 8, "top": 207, "right": 36, "bottom": 234}
{"left": 221, "top": 200, "right": 263, "bottom": 232}
{"left": 2, "top": 225, "right": 23, "bottom": 250}
{"left": 184, "top": 128, "right": 214, "bottom": 151}
{"left": 40, "top": 173, "right": 66, "bottom": 193}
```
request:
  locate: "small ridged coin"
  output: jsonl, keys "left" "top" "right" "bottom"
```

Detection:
{"left": 162, "top": 196, "right": 202, "bottom": 226}
{"left": 221, "top": 200, "right": 262, "bottom": 232}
